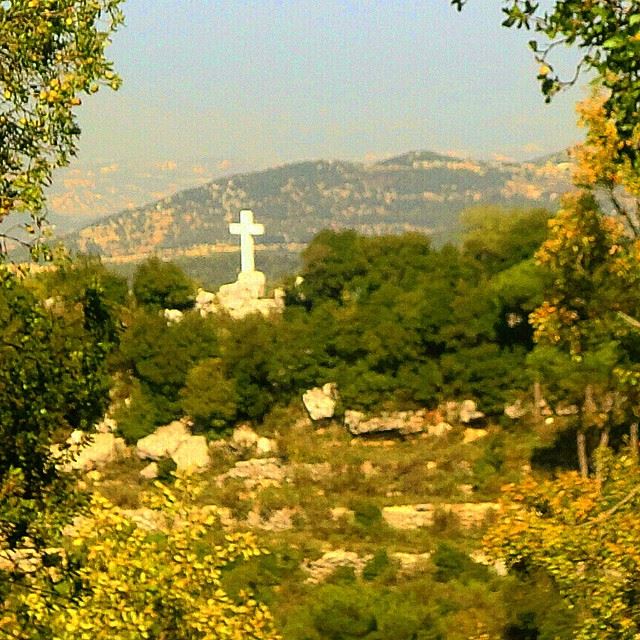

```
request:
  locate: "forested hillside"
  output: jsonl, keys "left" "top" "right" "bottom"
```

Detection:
{"left": 66, "top": 150, "right": 573, "bottom": 259}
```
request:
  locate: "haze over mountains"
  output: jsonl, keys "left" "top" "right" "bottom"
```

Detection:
{"left": 63, "top": 150, "right": 574, "bottom": 262}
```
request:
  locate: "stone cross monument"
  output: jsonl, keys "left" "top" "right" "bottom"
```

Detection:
{"left": 229, "top": 209, "right": 264, "bottom": 273}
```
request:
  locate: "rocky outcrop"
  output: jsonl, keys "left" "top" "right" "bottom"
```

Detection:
{"left": 136, "top": 420, "right": 192, "bottom": 460}
{"left": 136, "top": 419, "right": 210, "bottom": 474}
{"left": 392, "top": 552, "right": 432, "bottom": 575}
{"left": 382, "top": 502, "right": 498, "bottom": 530}
{"left": 171, "top": 435, "right": 210, "bottom": 472}
{"left": 139, "top": 462, "right": 159, "bottom": 480}
{"left": 246, "top": 506, "right": 297, "bottom": 531}
{"left": 217, "top": 458, "right": 286, "bottom": 488}
{"left": 230, "top": 424, "right": 276, "bottom": 455}
{"left": 303, "top": 383, "right": 338, "bottom": 420}
{"left": 344, "top": 409, "right": 428, "bottom": 436}
{"left": 198, "top": 272, "right": 285, "bottom": 320}
{"left": 459, "top": 400, "right": 485, "bottom": 424}
{"left": 382, "top": 504, "right": 436, "bottom": 529}
{"left": 302, "top": 550, "right": 373, "bottom": 584}
{"left": 68, "top": 432, "right": 127, "bottom": 472}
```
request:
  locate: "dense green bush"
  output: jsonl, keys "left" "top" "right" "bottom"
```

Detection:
{"left": 132, "top": 256, "right": 196, "bottom": 310}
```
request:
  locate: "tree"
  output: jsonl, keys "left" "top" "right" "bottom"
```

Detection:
{"left": 1, "top": 478, "right": 280, "bottom": 639}
{"left": 180, "top": 358, "right": 238, "bottom": 433}
{"left": 451, "top": 0, "right": 640, "bottom": 168}
{"left": 528, "top": 191, "right": 640, "bottom": 475}
{"left": 133, "top": 257, "right": 196, "bottom": 310}
{"left": 0, "top": 0, "right": 124, "bottom": 250}
{"left": 0, "top": 269, "right": 116, "bottom": 549}
{"left": 487, "top": 450, "right": 640, "bottom": 639}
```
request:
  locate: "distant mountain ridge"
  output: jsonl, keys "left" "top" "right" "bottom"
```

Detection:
{"left": 66, "top": 150, "right": 574, "bottom": 260}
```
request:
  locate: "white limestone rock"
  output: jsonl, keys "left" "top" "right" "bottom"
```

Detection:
{"left": 71, "top": 432, "right": 127, "bottom": 471}
{"left": 136, "top": 419, "right": 192, "bottom": 460}
{"left": 344, "top": 409, "right": 427, "bottom": 437}
{"left": 95, "top": 416, "right": 118, "bottom": 433}
{"left": 171, "top": 435, "right": 210, "bottom": 473}
{"left": 504, "top": 400, "right": 528, "bottom": 420}
{"left": 163, "top": 308, "right": 184, "bottom": 324}
{"left": 459, "top": 400, "right": 485, "bottom": 424}
{"left": 302, "top": 550, "right": 373, "bottom": 584}
{"left": 140, "top": 462, "right": 159, "bottom": 480}
{"left": 256, "top": 436, "right": 276, "bottom": 455}
{"left": 231, "top": 424, "right": 260, "bottom": 450}
{"left": 303, "top": 383, "right": 338, "bottom": 421}
{"left": 382, "top": 504, "right": 435, "bottom": 529}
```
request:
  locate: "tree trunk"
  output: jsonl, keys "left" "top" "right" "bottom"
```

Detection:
{"left": 595, "top": 427, "right": 610, "bottom": 482}
{"left": 577, "top": 430, "right": 589, "bottom": 478}
{"left": 631, "top": 423, "right": 639, "bottom": 463}
{"left": 533, "top": 380, "right": 542, "bottom": 425}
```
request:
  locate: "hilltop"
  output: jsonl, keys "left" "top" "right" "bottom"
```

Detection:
{"left": 65, "top": 150, "right": 573, "bottom": 263}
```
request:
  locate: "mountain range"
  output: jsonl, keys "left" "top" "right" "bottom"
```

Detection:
{"left": 63, "top": 150, "right": 574, "bottom": 263}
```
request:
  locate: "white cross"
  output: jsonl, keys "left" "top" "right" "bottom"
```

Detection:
{"left": 229, "top": 209, "right": 264, "bottom": 273}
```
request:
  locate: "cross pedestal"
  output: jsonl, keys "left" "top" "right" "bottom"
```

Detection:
{"left": 229, "top": 209, "right": 264, "bottom": 273}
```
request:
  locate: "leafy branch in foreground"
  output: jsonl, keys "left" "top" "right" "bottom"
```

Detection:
{"left": 0, "top": 0, "right": 124, "bottom": 250}
{"left": 451, "top": 1, "right": 640, "bottom": 168}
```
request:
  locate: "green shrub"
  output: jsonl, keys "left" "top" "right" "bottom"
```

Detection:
{"left": 432, "top": 542, "right": 489, "bottom": 584}
{"left": 362, "top": 549, "right": 390, "bottom": 582}
{"left": 113, "top": 382, "right": 159, "bottom": 443}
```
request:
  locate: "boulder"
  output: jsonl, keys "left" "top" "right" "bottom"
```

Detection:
{"left": 256, "top": 436, "right": 276, "bottom": 455}
{"left": 303, "top": 383, "right": 338, "bottom": 421}
{"left": 136, "top": 420, "right": 192, "bottom": 460}
{"left": 504, "top": 400, "right": 528, "bottom": 420}
{"left": 459, "top": 400, "right": 485, "bottom": 424}
{"left": 171, "top": 435, "right": 210, "bottom": 473}
{"left": 163, "top": 308, "right": 184, "bottom": 324}
{"left": 71, "top": 432, "right": 127, "bottom": 471}
{"left": 139, "top": 462, "right": 159, "bottom": 480}
{"left": 231, "top": 424, "right": 259, "bottom": 449}
{"left": 195, "top": 288, "right": 216, "bottom": 316}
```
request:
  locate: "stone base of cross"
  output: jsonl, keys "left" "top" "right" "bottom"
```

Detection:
{"left": 229, "top": 209, "right": 264, "bottom": 273}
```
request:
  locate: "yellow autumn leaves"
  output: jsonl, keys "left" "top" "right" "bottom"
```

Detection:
{"left": 0, "top": 478, "right": 280, "bottom": 640}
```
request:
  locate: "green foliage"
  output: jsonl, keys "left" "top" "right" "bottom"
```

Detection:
{"left": 112, "top": 380, "right": 160, "bottom": 444}
{"left": 0, "top": 0, "right": 124, "bottom": 245}
{"left": 432, "top": 542, "right": 488, "bottom": 584}
{"left": 0, "top": 269, "right": 114, "bottom": 546}
{"left": 132, "top": 257, "right": 196, "bottom": 310}
{"left": 180, "top": 358, "right": 238, "bottom": 433}
{"left": 117, "top": 310, "right": 219, "bottom": 424}
{"left": 362, "top": 550, "right": 390, "bottom": 582}
{"left": 462, "top": 206, "right": 551, "bottom": 275}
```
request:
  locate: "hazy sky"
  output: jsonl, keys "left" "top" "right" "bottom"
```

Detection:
{"left": 73, "top": 0, "right": 585, "bottom": 172}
